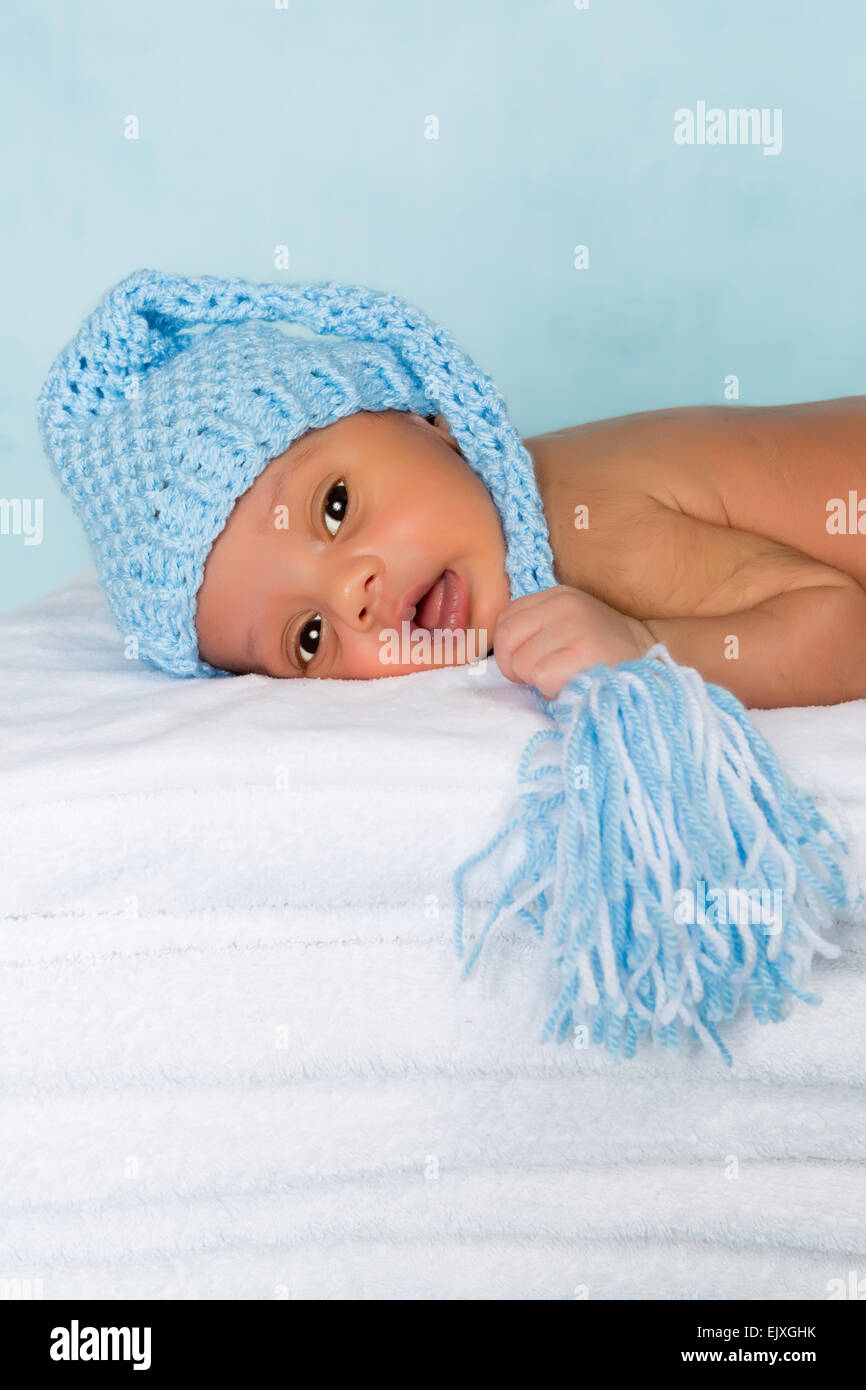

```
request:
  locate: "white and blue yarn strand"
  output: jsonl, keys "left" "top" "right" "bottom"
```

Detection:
{"left": 453, "top": 651, "right": 856, "bottom": 1066}
{"left": 37, "top": 269, "right": 862, "bottom": 1065}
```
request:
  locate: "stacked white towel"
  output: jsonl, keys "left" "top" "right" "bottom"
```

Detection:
{"left": 1, "top": 568, "right": 865, "bottom": 1299}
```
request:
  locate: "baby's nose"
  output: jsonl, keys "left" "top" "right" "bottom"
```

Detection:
{"left": 332, "top": 561, "right": 384, "bottom": 630}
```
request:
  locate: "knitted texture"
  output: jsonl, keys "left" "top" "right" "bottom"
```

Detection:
{"left": 37, "top": 269, "right": 554, "bottom": 676}
{"left": 37, "top": 269, "right": 860, "bottom": 1063}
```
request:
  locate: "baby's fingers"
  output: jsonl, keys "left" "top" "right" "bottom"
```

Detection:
{"left": 492, "top": 606, "right": 546, "bottom": 683}
{"left": 502, "top": 624, "right": 582, "bottom": 695}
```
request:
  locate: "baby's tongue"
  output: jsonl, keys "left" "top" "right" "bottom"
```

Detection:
{"left": 415, "top": 572, "right": 446, "bottom": 630}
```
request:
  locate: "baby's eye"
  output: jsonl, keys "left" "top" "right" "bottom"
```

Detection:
{"left": 296, "top": 614, "right": 322, "bottom": 664}
{"left": 323, "top": 480, "right": 348, "bottom": 536}
{"left": 293, "top": 482, "right": 347, "bottom": 667}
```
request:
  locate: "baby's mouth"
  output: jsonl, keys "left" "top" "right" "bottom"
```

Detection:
{"left": 408, "top": 572, "right": 444, "bottom": 628}
{"left": 409, "top": 570, "right": 470, "bottom": 632}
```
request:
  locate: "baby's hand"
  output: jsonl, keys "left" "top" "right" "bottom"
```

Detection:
{"left": 492, "top": 584, "right": 654, "bottom": 700}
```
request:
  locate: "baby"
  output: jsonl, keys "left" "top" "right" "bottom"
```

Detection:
{"left": 37, "top": 271, "right": 860, "bottom": 1066}
{"left": 195, "top": 394, "right": 866, "bottom": 709}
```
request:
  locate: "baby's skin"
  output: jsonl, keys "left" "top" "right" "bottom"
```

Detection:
{"left": 194, "top": 398, "right": 866, "bottom": 709}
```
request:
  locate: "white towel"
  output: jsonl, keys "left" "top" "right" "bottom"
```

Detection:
{"left": 1, "top": 567, "right": 865, "bottom": 1300}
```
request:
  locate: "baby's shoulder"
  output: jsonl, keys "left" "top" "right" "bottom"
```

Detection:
{"left": 524, "top": 405, "right": 732, "bottom": 521}
{"left": 523, "top": 407, "right": 738, "bottom": 602}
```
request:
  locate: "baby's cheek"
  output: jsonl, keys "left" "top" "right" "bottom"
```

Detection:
{"left": 341, "top": 632, "right": 395, "bottom": 679}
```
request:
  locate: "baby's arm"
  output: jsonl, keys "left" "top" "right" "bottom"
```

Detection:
{"left": 496, "top": 502, "right": 866, "bottom": 708}
{"left": 630, "top": 505, "right": 866, "bottom": 707}
{"left": 640, "top": 578, "right": 866, "bottom": 708}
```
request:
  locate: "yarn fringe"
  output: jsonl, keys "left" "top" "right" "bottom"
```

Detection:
{"left": 452, "top": 646, "right": 861, "bottom": 1066}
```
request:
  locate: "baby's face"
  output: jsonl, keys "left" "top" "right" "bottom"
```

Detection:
{"left": 194, "top": 408, "right": 511, "bottom": 677}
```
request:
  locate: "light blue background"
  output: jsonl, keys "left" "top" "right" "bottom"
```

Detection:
{"left": 3, "top": 0, "right": 866, "bottom": 613}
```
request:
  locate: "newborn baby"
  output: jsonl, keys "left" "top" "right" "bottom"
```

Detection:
{"left": 195, "top": 395, "right": 866, "bottom": 709}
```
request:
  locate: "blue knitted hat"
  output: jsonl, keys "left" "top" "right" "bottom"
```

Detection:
{"left": 37, "top": 269, "right": 857, "bottom": 1064}
{"left": 36, "top": 269, "right": 553, "bottom": 678}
